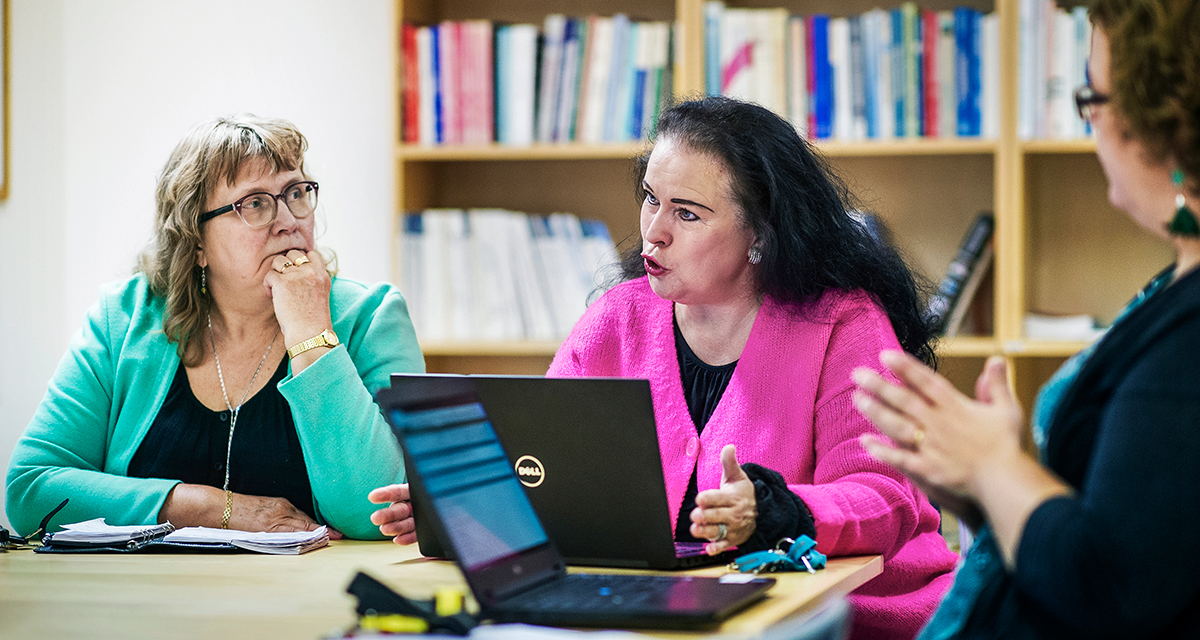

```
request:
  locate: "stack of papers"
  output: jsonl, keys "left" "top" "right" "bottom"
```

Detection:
{"left": 165, "top": 526, "right": 329, "bottom": 554}
{"left": 1023, "top": 313, "right": 1108, "bottom": 341}
{"left": 45, "top": 518, "right": 329, "bottom": 555}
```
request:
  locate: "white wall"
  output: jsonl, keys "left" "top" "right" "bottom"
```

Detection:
{"left": 0, "top": 0, "right": 395, "bottom": 531}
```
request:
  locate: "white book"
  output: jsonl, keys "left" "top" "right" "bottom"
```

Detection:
{"left": 870, "top": 9, "right": 894, "bottom": 140}
{"left": 1017, "top": 0, "right": 1037, "bottom": 139}
{"left": 830, "top": 17, "right": 852, "bottom": 141}
{"left": 527, "top": 215, "right": 568, "bottom": 337}
{"left": 981, "top": 12, "right": 1000, "bottom": 138}
{"left": 938, "top": 11, "right": 957, "bottom": 138}
{"left": 548, "top": 213, "right": 593, "bottom": 331}
{"left": 505, "top": 212, "right": 557, "bottom": 340}
{"left": 418, "top": 209, "right": 458, "bottom": 343}
{"left": 399, "top": 213, "right": 424, "bottom": 339}
{"left": 499, "top": 24, "right": 539, "bottom": 146}
{"left": 416, "top": 26, "right": 437, "bottom": 145}
{"left": 719, "top": 9, "right": 752, "bottom": 100}
{"left": 786, "top": 16, "right": 807, "bottom": 135}
{"left": 444, "top": 210, "right": 476, "bottom": 340}
{"left": 468, "top": 209, "right": 524, "bottom": 341}
{"left": 579, "top": 219, "right": 619, "bottom": 291}
{"left": 580, "top": 16, "right": 614, "bottom": 144}
{"left": 1044, "top": 9, "right": 1074, "bottom": 139}
{"left": 754, "top": 9, "right": 789, "bottom": 118}
{"left": 537, "top": 15, "right": 567, "bottom": 143}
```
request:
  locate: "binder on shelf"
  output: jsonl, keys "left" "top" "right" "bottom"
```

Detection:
{"left": 926, "top": 212, "right": 994, "bottom": 337}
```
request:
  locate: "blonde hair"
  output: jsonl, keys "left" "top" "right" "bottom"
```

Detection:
{"left": 138, "top": 114, "right": 310, "bottom": 366}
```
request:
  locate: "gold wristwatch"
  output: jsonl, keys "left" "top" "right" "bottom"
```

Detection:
{"left": 287, "top": 328, "right": 339, "bottom": 359}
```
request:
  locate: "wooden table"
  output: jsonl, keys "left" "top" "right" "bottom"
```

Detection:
{"left": 0, "top": 541, "right": 881, "bottom": 639}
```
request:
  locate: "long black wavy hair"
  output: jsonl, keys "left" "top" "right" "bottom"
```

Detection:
{"left": 617, "top": 96, "right": 937, "bottom": 367}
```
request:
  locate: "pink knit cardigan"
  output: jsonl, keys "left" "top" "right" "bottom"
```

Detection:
{"left": 548, "top": 278, "right": 958, "bottom": 640}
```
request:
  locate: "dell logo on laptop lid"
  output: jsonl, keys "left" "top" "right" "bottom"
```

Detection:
{"left": 515, "top": 455, "right": 545, "bottom": 487}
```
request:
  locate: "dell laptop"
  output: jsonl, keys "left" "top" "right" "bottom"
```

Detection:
{"left": 390, "top": 373, "right": 737, "bottom": 569}
{"left": 376, "top": 378, "right": 774, "bottom": 630}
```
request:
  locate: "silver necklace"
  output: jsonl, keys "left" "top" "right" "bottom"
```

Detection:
{"left": 207, "top": 314, "right": 279, "bottom": 497}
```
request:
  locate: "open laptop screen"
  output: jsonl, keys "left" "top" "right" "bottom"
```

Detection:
{"left": 387, "top": 400, "right": 548, "bottom": 571}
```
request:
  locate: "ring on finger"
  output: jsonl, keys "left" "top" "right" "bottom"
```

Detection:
{"left": 912, "top": 428, "right": 925, "bottom": 450}
{"left": 279, "top": 261, "right": 294, "bottom": 272}
{"left": 293, "top": 255, "right": 311, "bottom": 266}
{"left": 713, "top": 523, "right": 728, "bottom": 542}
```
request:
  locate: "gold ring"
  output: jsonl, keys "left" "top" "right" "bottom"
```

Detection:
{"left": 912, "top": 428, "right": 925, "bottom": 450}
{"left": 293, "top": 256, "right": 311, "bottom": 266}
{"left": 279, "top": 261, "right": 294, "bottom": 271}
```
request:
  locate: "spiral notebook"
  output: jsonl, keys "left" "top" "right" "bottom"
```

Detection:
{"left": 37, "top": 518, "right": 328, "bottom": 554}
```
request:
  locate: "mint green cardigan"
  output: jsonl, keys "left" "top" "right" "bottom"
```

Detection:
{"left": 6, "top": 274, "right": 424, "bottom": 538}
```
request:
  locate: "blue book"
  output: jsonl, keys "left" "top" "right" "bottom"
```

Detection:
{"left": 430, "top": 24, "right": 444, "bottom": 144}
{"left": 955, "top": 8, "right": 982, "bottom": 136}
{"left": 704, "top": 2, "right": 723, "bottom": 96}
{"left": 630, "top": 67, "right": 648, "bottom": 140}
{"left": 862, "top": 13, "right": 879, "bottom": 139}
{"left": 890, "top": 9, "right": 906, "bottom": 137}
{"left": 495, "top": 25, "right": 510, "bottom": 144}
{"left": 605, "top": 15, "right": 632, "bottom": 142}
{"left": 811, "top": 14, "right": 833, "bottom": 139}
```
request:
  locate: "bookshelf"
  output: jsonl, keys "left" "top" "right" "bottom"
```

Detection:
{"left": 392, "top": 0, "right": 1177, "bottom": 415}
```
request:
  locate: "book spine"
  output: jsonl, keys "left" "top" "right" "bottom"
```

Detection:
{"left": 811, "top": 14, "right": 832, "bottom": 139}
{"left": 921, "top": 8, "right": 938, "bottom": 138}
{"left": 926, "top": 213, "right": 995, "bottom": 334}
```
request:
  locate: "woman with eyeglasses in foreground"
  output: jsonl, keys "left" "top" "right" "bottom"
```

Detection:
{"left": 6, "top": 115, "right": 424, "bottom": 539}
{"left": 853, "top": 1, "right": 1200, "bottom": 637}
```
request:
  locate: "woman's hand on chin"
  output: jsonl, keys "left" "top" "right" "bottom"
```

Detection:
{"left": 264, "top": 249, "right": 333, "bottom": 347}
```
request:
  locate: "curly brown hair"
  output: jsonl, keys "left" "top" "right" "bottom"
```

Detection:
{"left": 1091, "top": 0, "right": 1200, "bottom": 187}
{"left": 137, "top": 115, "right": 310, "bottom": 367}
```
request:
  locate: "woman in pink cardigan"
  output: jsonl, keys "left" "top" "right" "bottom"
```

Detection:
{"left": 547, "top": 97, "right": 958, "bottom": 640}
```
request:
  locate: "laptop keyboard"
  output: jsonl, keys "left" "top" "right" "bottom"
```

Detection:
{"left": 513, "top": 574, "right": 688, "bottom": 610}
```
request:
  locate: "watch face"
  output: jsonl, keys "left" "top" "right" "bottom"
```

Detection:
{"left": 324, "top": 330, "right": 340, "bottom": 347}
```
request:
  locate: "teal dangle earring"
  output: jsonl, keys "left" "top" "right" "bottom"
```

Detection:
{"left": 1168, "top": 169, "right": 1200, "bottom": 237}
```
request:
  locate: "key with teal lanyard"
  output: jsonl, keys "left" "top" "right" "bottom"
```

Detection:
{"left": 729, "top": 535, "right": 827, "bottom": 574}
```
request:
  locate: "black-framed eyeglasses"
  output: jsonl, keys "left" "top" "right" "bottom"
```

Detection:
{"left": 1074, "top": 84, "right": 1110, "bottom": 123}
{"left": 0, "top": 498, "right": 68, "bottom": 551}
{"left": 199, "top": 181, "right": 319, "bottom": 228}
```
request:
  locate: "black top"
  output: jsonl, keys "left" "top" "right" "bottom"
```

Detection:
{"left": 127, "top": 358, "right": 316, "bottom": 521}
{"left": 961, "top": 265, "right": 1200, "bottom": 639}
{"left": 672, "top": 321, "right": 738, "bottom": 542}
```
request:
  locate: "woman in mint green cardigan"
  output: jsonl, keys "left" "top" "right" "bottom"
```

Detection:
{"left": 6, "top": 115, "right": 423, "bottom": 539}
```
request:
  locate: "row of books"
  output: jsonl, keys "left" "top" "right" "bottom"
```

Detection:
{"left": 400, "top": 16, "right": 674, "bottom": 147}
{"left": 705, "top": 2, "right": 1000, "bottom": 140}
{"left": 400, "top": 210, "right": 619, "bottom": 343}
{"left": 1018, "top": 0, "right": 1092, "bottom": 139}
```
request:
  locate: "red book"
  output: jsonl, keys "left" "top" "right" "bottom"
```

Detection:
{"left": 921, "top": 8, "right": 939, "bottom": 137}
{"left": 401, "top": 23, "right": 420, "bottom": 144}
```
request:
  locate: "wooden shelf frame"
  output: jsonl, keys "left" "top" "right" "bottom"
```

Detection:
{"left": 393, "top": 0, "right": 1169, "bottom": 397}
